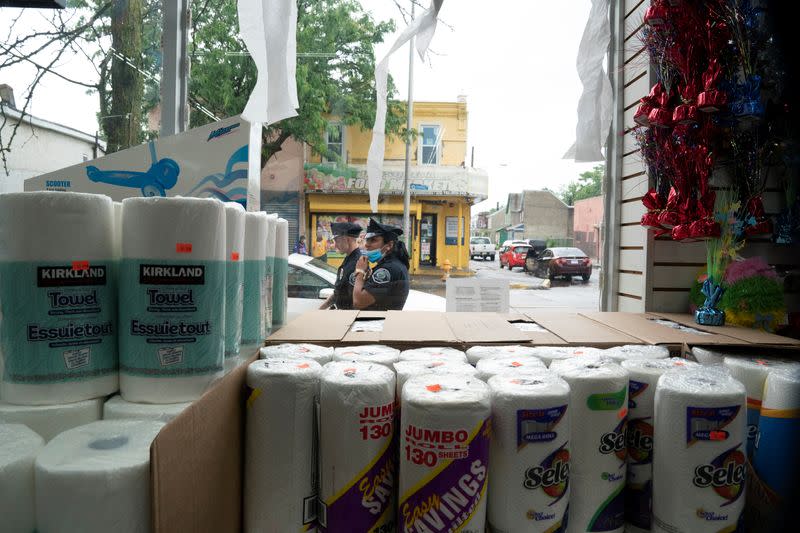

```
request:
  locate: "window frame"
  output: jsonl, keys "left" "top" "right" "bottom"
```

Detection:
{"left": 418, "top": 123, "right": 441, "bottom": 165}
{"left": 324, "top": 122, "right": 345, "bottom": 163}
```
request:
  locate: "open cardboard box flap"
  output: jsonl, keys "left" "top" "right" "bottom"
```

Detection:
{"left": 493, "top": 313, "right": 567, "bottom": 345}
{"left": 445, "top": 312, "right": 532, "bottom": 344}
{"left": 653, "top": 313, "right": 800, "bottom": 346}
{"left": 526, "top": 311, "right": 640, "bottom": 347}
{"left": 375, "top": 311, "right": 458, "bottom": 344}
{"left": 266, "top": 310, "right": 359, "bottom": 344}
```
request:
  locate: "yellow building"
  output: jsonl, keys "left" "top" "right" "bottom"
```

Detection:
{"left": 304, "top": 97, "right": 488, "bottom": 273}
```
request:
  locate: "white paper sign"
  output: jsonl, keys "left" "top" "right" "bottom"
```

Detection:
{"left": 445, "top": 278, "right": 510, "bottom": 313}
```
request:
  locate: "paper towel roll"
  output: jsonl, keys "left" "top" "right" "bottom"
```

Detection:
{"left": 0, "top": 398, "right": 103, "bottom": 442}
{"left": 652, "top": 368, "right": 746, "bottom": 533}
{"left": 245, "top": 358, "right": 322, "bottom": 533}
{"left": 264, "top": 214, "right": 278, "bottom": 334}
{"left": 399, "top": 374, "right": 491, "bottom": 533}
{"left": 35, "top": 419, "right": 164, "bottom": 533}
{"left": 242, "top": 211, "right": 269, "bottom": 348}
{"left": 548, "top": 354, "right": 615, "bottom": 374}
{"left": 319, "top": 361, "right": 396, "bottom": 532}
{"left": 112, "top": 201, "right": 123, "bottom": 261}
{"left": 691, "top": 346, "right": 727, "bottom": 365}
{"left": 605, "top": 344, "right": 669, "bottom": 362}
{"left": 333, "top": 344, "right": 401, "bottom": 368}
{"left": 260, "top": 342, "right": 334, "bottom": 365}
{"left": 554, "top": 358, "right": 628, "bottom": 533}
{"left": 487, "top": 372, "right": 571, "bottom": 533}
{"left": 393, "top": 360, "right": 477, "bottom": 398}
{"left": 272, "top": 218, "right": 289, "bottom": 328}
{"left": 620, "top": 357, "right": 699, "bottom": 531}
{"left": 465, "top": 344, "right": 543, "bottom": 365}
{"left": 119, "top": 197, "right": 225, "bottom": 403}
{"left": 224, "top": 202, "right": 246, "bottom": 362}
{"left": 0, "top": 423, "right": 44, "bottom": 533}
{"left": 399, "top": 347, "right": 468, "bottom": 363}
{"left": 103, "top": 394, "right": 190, "bottom": 423}
{"left": 0, "top": 191, "right": 118, "bottom": 405}
{"left": 532, "top": 346, "right": 606, "bottom": 368}
{"left": 475, "top": 354, "right": 547, "bottom": 381}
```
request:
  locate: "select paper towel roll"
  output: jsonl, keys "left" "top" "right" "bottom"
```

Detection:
{"left": 319, "top": 361, "right": 396, "bottom": 532}
{"left": 242, "top": 211, "right": 269, "bottom": 347}
{"left": 35, "top": 419, "right": 164, "bottom": 533}
{"left": 264, "top": 214, "right": 278, "bottom": 334}
{"left": 260, "top": 343, "right": 334, "bottom": 364}
{"left": 0, "top": 423, "right": 44, "bottom": 533}
{"left": 224, "top": 202, "right": 246, "bottom": 363}
{"left": 465, "top": 344, "right": 542, "bottom": 365}
{"left": 119, "top": 197, "right": 225, "bottom": 403}
{"left": 652, "top": 368, "right": 746, "bottom": 533}
{"left": 605, "top": 344, "right": 669, "bottom": 362}
{"left": 333, "top": 344, "right": 400, "bottom": 368}
{"left": 554, "top": 358, "right": 628, "bottom": 533}
{"left": 245, "top": 358, "right": 322, "bottom": 533}
{"left": 399, "top": 374, "right": 491, "bottom": 533}
{"left": 532, "top": 346, "right": 605, "bottom": 368}
{"left": 272, "top": 218, "right": 289, "bottom": 328}
{"left": 0, "top": 191, "right": 118, "bottom": 404}
{"left": 475, "top": 354, "right": 547, "bottom": 381}
{"left": 620, "top": 357, "right": 699, "bottom": 532}
{"left": 103, "top": 394, "right": 189, "bottom": 423}
{"left": 487, "top": 372, "right": 571, "bottom": 533}
{"left": 0, "top": 398, "right": 103, "bottom": 442}
{"left": 393, "top": 360, "right": 477, "bottom": 398}
{"left": 691, "top": 346, "right": 727, "bottom": 365}
{"left": 399, "top": 347, "right": 468, "bottom": 363}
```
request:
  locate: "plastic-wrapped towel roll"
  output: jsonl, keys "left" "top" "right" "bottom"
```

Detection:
{"left": 35, "top": 419, "right": 164, "bottom": 533}
{"left": 0, "top": 398, "right": 103, "bottom": 442}
{"left": 242, "top": 212, "right": 269, "bottom": 348}
{"left": 620, "top": 357, "right": 699, "bottom": 532}
{"left": 245, "top": 358, "right": 322, "bottom": 533}
{"left": 393, "top": 360, "right": 477, "bottom": 398}
{"left": 260, "top": 342, "right": 334, "bottom": 365}
{"left": 691, "top": 346, "right": 727, "bottom": 365}
{"left": 271, "top": 218, "right": 289, "bottom": 329}
{"left": 333, "top": 344, "right": 400, "bottom": 368}
{"left": 652, "top": 368, "right": 746, "bottom": 533}
{"left": 399, "top": 374, "right": 491, "bottom": 533}
{"left": 465, "top": 344, "right": 542, "bottom": 365}
{"left": 319, "top": 362, "right": 396, "bottom": 532}
{"left": 103, "top": 394, "right": 189, "bottom": 423}
{"left": 264, "top": 214, "right": 278, "bottom": 334}
{"left": 119, "top": 197, "right": 225, "bottom": 403}
{"left": 548, "top": 354, "right": 614, "bottom": 373}
{"left": 399, "top": 347, "right": 467, "bottom": 363}
{"left": 475, "top": 354, "right": 547, "bottom": 381}
{"left": 487, "top": 372, "right": 571, "bottom": 533}
{"left": 112, "top": 201, "right": 123, "bottom": 261}
{"left": 553, "top": 358, "right": 628, "bottom": 533}
{"left": 532, "top": 346, "right": 605, "bottom": 368}
{"left": 605, "top": 344, "right": 669, "bottom": 362}
{"left": 224, "top": 202, "right": 246, "bottom": 366}
{"left": 0, "top": 423, "right": 44, "bottom": 533}
{"left": 0, "top": 192, "right": 118, "bottom": 405}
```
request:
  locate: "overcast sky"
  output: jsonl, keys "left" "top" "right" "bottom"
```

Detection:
{"left": 2, "top": 0, "right": 600, "bottom": 211}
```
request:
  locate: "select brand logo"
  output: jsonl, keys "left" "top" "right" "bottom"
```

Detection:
{"left": 139, "top": 265, "right": 205, "bottom": 285}
{"left": 37, "top": 265, "right": 107, "bottom": 287}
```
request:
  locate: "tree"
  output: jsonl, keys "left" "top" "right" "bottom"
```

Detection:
{"left": 558, "top": 164, "right": 604, "bottom": 205}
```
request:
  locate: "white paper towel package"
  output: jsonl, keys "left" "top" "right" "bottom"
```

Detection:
{"left": 605, "top": 344, "right": 669, "bottom": 362}
{"left": 224, "top": 202, "right": 246, "bottom": 363}
{"left": 393, "top": 360, "right": 477, "bottom": 398}
{"left": 620, "top": 357, "right": 699, "bottom": 532}
{"left": 475, "top": 354, "right": 547, "bottom": 381}
{"left": 0, "top": 192, "right": 118, "bottom": 404}
{"left": 554, "top": 358, "right": 628, "bottom": 533}
{"left": 465, "top": 344, "right": 542, "bottom": 365}
{"left": 691, "top": 346, "right": 727, "bottom": 365}
{"left": 0, "top": 398, "right": 103, "bottom": 442}
{"left": 260, "top": 343, "right": 334, "bottom": 365}
{"left": 119, "top": 197, "right": 225, "bottom": 403}
{"left": 319, "top": 361, "right": 396, "bottom": 532}
{"left": 0, "top": 423, "right": 44, "bottom": 533}
{"left": 487, "top": 372, "right": 571, "bottom": 533}
{"left": 272, "top": 218, "right": 289, "bottom": 328}
{"left": 548, "top": 354, "right": 614, "bottom": 373}
{"left": 399, "top": 374, "right": 491, "bottom": 533}
{"left": 652, "top": 368, "right": 746, "bottom": 533}
{"left": 333, "top": 344, "right": 400, "bottom": 368}
{"left": 35, "top": 419, "right": 164, "bottom": 533}
{"left": 112, "top": 201, "right": 123, "bottom": 261}
{"left": 245, "top": 358, "right": 322, "bottom": 533}
{"left": 263, "top": 214, "right": 278, "bottom": 334}
{"left": 242, "top": 211, "right": 268, "bottom": 348}
{"left": 103, "top": 394, "right": 190, "bottom": 423}
{"left": 399, "top": 346, "right": 468, "bottom": 363}
{"left": 532, "top": 346, "right": 605, "bottom": 368}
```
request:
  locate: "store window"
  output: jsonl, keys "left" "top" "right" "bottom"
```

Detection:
{"left": 420, "top": 124, "right": 440, "bottom": 165}
{"left": 325, "top": 123, "right": 344, "bottom": 162}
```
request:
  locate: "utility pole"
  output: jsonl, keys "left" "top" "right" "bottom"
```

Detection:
{"left": 402, "top": 2, "right": 415, "bottom": 250}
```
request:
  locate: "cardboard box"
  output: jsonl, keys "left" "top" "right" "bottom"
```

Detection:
{"left": 497, "top": 313, "right": 567, "bottom": 345}
{"left": 652, "top": 313, "right": 800, "bottom": 347}
{"left": 525, "top": 311, "right": 642, "bottom": 348}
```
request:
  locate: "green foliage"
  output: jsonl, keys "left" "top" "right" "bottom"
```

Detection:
{"left": 719, "top": 276, "right": 784, "bottom": 314}
{"left": 558, "top": 164, "right": 604, "bottom": 205}
{"left": 689, "top": 279, "right": 705, "bottom": 308}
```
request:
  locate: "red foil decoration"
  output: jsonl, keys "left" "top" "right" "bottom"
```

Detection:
{"left": 641, "top": 212, "right": 665, "bottom": 230}
{"left": 644, "top": 2, "right": 669, "bottom": 27}
{"left": 671, "top": 224, "right": 693, "bottom": 241}
{"left": 642, "top": 189, "right": 664, "bottom": 210}
{"left": 648, "top": 108, "right": 673, "bottom": 128}
{"left": 658, "top": 210, "right": 681, "bottom": 228}
{"left": 634, "top": 103, "right": 654, "bottom": 126}
{"left": 697, "top": 90, "right": 726, "bottom": 112}
{"left": 672, "top": 103, "right": 699, "bottom": 124}
{"left": 688, "top": 219, "right": 721, "bottom": 239}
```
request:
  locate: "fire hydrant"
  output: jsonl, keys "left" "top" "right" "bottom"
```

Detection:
{"left": 441, "top": 259, "right": 452, "bottom": 281}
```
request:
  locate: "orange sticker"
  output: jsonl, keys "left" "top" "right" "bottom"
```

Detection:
{"left": 619, "top": 407, "right": 628, "bottom": 419}
{"left": 297, "top": 363, "right": 310, "bottom": 369}
{"left": 755, "top": 359, "right": 768, "bottom": 366}
{"left": 176, "top": 242, "right": 193, "bottom": 253}
{"left": 426, "top": 384, "right": 442, "bottom": 393}
{"left": 231, "top": 252, "right": 240, "bottom": 261}
{"left": 710, "top": 430, "right": 727, "bottom": 441}
{"left": 71, "top": 260, "right": 90, "bottom": 271}
{"left": 575, "top": 351, "right": 584, "bottom": 356}
{"left": 344, "top": 367, "right": 357, "bottom": 374}
{"left": 511, "top": 361, "right": 522, "bottom": 367}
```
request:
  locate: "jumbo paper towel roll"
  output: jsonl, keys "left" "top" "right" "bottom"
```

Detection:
{"left": 393, "top": 360, "right": 477, "bottom": 398}
{"left": 119, "top": 197, "right": 225, "bottom": 403}
{"left": 487, "top": 372, "right": 571, "bottom": 533}
{"left": 333, "top": 344, "right": 400, "bottom": 368}
{"left": 554, "top": 358, "right": 628, "bottom": 533}
{"left": 532, "top": 346, "right": 605, "bottom": 367}
{"left": 620, "top": 357, "right": 699, "bottom": 532}
{"left": 260, "top": 342, "right": 334, "bottom": 365}
{"left": 605, "top": 344, "right": 669, "bottom": 362}
{"left": 691, "top": 346, "right": 726, "bottom": 365}
{"left": 245, "top": 358, "right": 322, "bottom": 533}
{"left": 264, "top": 214, "right": 278, "bottom": 334}
{"left": 399, "top": 374, "right": 491, "bottom": 533}
{"left": 399, "top": 347, "right": 467, "bottom": 363}
{"left": 0, "top": 398, "right": 103, "bottom": 442}
{"left": 272, "top": 218, "right": 289, "bottom": 328}
{"left": 224, "top": 202, "right": 246, "bottom": 363}
{"left": 0, "top": 192, "right": 118, "bottom": 404}
{"left": 548, "top": 354, "right": 614, "bottom": 373}
{"left": 475, "top": 354, "right": 547, "bottom": 381}
{"left": 0, "top": 423, "right": 44, "bottom": 533}
{"left": 319, "top": 362, "right": 396, "bottom": 532}
{"left": 103, "top": 394, "right": 189, "bottom": 423}
{"left": 465, "top": 344, "right": 541, "bottom": 365}
{"left": 35, "top": 419, "right": 164, "bottom": 533}
{"left": 112, "top": 201, "right": 123, "bottom": 261}
{"left": 652, "top": 368, "right": 746, "bottom": 533}
{"left": 242, "top": 212, "right": 268, "bottom": 348}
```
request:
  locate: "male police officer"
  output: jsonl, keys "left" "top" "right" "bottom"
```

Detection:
{"left": 320, "top": 221, "right": 363, "bottom": 310}
{"left": 352, "top": 218, "right": 410, "bottom": 311}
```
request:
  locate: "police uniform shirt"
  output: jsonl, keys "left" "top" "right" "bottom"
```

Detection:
{"left": 333, "top": 247, "right": 361, "bottom": 309}
{"left": 362, "top": 254, "right": 410, "bottom": 311}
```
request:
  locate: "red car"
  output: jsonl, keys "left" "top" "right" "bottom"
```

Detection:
{"left": 500, "top": 245, "right": 530, "bottom": 270}
{"left": 533, "top": 247, "right": 593, "bottom": 281}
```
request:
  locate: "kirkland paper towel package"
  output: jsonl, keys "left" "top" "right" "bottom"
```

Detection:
{"left": 272, "top": 218, "right": 289, "bottom": 329}
{"left": 119, "top": 197, "right": 225, "bottom": 403}
{"left": 652, "top": 367, "right": 746, "bottom": 533}
{"left": 605, "top": 344, "right": 669, "bottom": 362}
{"left": 465, "top": 344, "right": 543, "bottom": 365}
{"left": 532, "top": 346, "right": 605, "bottom": 368}
{"left": 245, "top": 358, "right": 322, "bottom": 533}
{"left": 333, "top": 344, "right": 400, "bottom": 368}
{"left": 264, "top": 214, "right": 278, "bottom": 333}
{"left": 319, "top": 361, "right": 396, "bottom": 532}
{"left": 620, "top": 357, "right": 699, "bottom": 532}
{"left": 224, "top": 202, "right": 246, "bottom": 365}
{"left": 0, "top": 423, "right": 44, "bottom": 533}
{"left": 554, "top": 358, "right": 628, "bottom": 533}
{"left": 487, "top": 372, "right": 571, "bottom": 533}
{"left": 103, "top": 395, "right": 190, "bottom": 423}
{"left": 0, "top": 398, "right": 103, "bottom": 441}
{"left": 393, "top": 360, "right": 477, "bottom": 398}
{"left": 260, "top": 343, "right": 334, "bottom": 365}
{"left": 475, "top": 355, "right": 547, "bottom": 381}
{"left": 399, "top": 374, "right": 491, "bottom": 533}
{"left": 242, "top": 212, "right": 269, "bottom": 348}
{"left": 399, "top": 346, "right": 467, "bottom": 363}
{"left": 36, "top": 419, "right": 165, "bottom": 533}
{"left": 0, "top": 192, "right": 118, "bottom": 405}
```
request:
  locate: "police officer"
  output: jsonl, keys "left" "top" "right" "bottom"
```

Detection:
{"left": 352, "top": 218, "right": 410, "bottom": 311}
{"left": 320, "top": 222, "right": 363, "bottom": 310}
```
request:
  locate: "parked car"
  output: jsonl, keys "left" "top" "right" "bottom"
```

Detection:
{"left": 499, "top": 244, "right": 531, "bottom": 270}
{"left": 469, "top": 236, "right": 495, "bottom": 261}
{"left": 286, "top": 253, "right": 445, "bottom": 320}
{"left": 532, "top": 247, "right": 593, "bottom": 281}
{"left": 523, "top": 240, "right": 548, "bottom": 274}
{"left": 501, "top": 239, "right": 529, "bottom": 248}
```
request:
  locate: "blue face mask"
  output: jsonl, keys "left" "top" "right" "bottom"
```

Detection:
{"left": 364, "top": 248, "right": 383, "bottom": 262}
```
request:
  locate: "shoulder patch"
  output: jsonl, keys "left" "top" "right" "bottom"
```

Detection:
{"left": 348, "top": 271, "right": 357, "bottom": 286}
{"left": 371, "top": 267, "right": 391, "bottom": 284}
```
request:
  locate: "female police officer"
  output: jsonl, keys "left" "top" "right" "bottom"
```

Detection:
{"left": 352, "top": 218, "right": 410, "bottom": 310}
